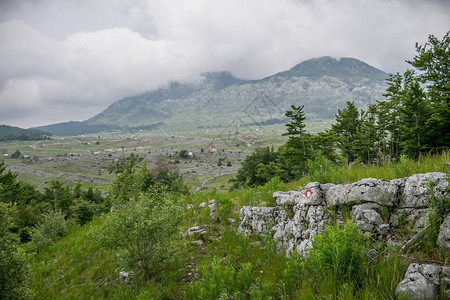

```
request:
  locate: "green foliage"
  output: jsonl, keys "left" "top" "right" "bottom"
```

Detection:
{"left": 332, "top": 101, "right": 360, "bottom": 164}
{"left": 306, "top": 150, "right": 340, "bottom": 183}
{"left": 184, "top": 258, "right": 265, "bottom": 299}
{"left": 231, "top": 146, "right": 278, "bottom": 188}
{"left": 407, "top": 31, "right": 450, "bottom": 151}
{"left": 71, "top": 199, "right": 96, "bottom": 225}
{"left": 399, "top": 77, "right": 430, "bottom": 158}
{"left": 179, "top": 149, "right": 190, "bottom": 158}
{"left": 94, "top": 188, "right": 183, "bottom": 281}
{"left": 0, "top": 203, "right": 32, "bottom": 299}
{"left": 11, "top": 149, "right": 22, "bottom": 159}
{"left": 30, "top": 211, "right": 68, "bottom": 252}
{"left": 0, "top": 125, "right": 50, "bottom": 142}
{"left": 307, "top": 220, "right": 372, "bottom": 290}
{"left": 43, "top": 180, "right": 73, "bottom": 216}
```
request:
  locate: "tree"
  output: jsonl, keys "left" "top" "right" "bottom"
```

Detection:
{"left": 94, "top": 188, "right": 182, "bottom": 281}
{"left": 399, "top": 78, "right": 430, "bottom": 158}
{"left": 273, "top": 105, "right": 313, "bottom": 180}
{"left": 0, "top": 203, "right": 32, "bottom": 299}
{"left": 230, "top": 146, "right": 278, "bottom": 188}
{"left": 43, "top": 180, "right": 73, "bottom": 215}
{"left": 332, "top": 101, "right": 361, "bottom": 164}
{"left": 283, "top": 104, "right": 308, "bottom": 158}
{"left": 353, "top": 105, "right": 379, "bottom": 163}
{"left": 179, "top": 149, "right": 190, "bottom": 158}
{"left": 11, "top": 150, "right": 21, "bottom": 159}
{"left": 407, "top": 31, "right": 450, "bottom": 151}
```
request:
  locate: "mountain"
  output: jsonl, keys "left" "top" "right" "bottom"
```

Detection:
{"left": 37, "top": 57, "right": 388, "bottom": 135}
{"left": 0, "top": 125, "right": 51, "bottom": 141}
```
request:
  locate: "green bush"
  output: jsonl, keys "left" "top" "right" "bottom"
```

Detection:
{"left": 307, "top": 220, "right": 371, "bottom": 290}
{"left": 71, "top": 199, "right": 96, "bottom": 225}
{"left": 11, "top": 150, "right": 21, "bottom": 159}
{"left": 30, "top": 211, "right": 68, "bottom": 251}
{"left": 94, "top": 188, "right": 183, "bottom": 281}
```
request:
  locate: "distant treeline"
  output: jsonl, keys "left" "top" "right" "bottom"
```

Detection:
{"left": 0, "top": 125, "right": 51, "bottom": 142}
{"left": 35, "top": 121, "right": 163, "bottom": 136}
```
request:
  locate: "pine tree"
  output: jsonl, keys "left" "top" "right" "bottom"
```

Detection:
{"left": 407, "top": 31, "right": 450, "bottom": 151}
{"left": 399, "top": 78, "right": 430, "bottom": 158}
{"left": 332, "top": 101, "right": 360, "bottom": 164}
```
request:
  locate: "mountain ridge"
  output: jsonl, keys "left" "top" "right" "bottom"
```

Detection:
{"left": 36, "top": 56, "right": 388, "bottom": 135}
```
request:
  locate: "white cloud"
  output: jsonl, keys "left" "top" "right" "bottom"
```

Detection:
{"left": 0, "top": 0, "right": 449, "bottom": 127}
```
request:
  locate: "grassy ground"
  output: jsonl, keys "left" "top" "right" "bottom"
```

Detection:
{"left": 29, "top": 151, "right": 449, "bottom": 299}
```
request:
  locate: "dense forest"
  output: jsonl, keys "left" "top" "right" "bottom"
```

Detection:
{"left": 1, "top": 32, "right": 449, "bottom": 299}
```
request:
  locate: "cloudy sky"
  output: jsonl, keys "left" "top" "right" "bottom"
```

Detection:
{"left": 0, "top": 0, "right": 449, "bottom": 128}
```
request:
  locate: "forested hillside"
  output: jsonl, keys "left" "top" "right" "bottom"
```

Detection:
{"left": 0, "top": 125, "right": 51, "bottom": 142}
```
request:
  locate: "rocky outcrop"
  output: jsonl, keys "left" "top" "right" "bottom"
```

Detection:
{"left": 238, "top": 172, "right": 448, "bottom": 255}
{"left": 396, "top": 263, "right": 450, "bottom": 299}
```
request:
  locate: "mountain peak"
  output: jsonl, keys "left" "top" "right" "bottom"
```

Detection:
{"left": 274, "top": 56, "right": 386, "bottom": 79}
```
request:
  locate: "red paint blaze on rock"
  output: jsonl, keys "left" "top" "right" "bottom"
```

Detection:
{"left": 304, "top": 189, "right": 313, "bottom": 199}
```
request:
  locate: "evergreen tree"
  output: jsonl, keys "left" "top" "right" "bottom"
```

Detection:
{"left": 407, "top": 31, "right": 450, "bottom": 151}
{"left": 399, "top": 78, "right": 430, "bottom": 158}
{"left": 332, "top": 101, "right": 361, "bottom": 164}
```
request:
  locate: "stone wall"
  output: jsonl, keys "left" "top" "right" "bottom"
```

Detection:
{"left": 238, "top": 172, "right": 448, "bottom": 255}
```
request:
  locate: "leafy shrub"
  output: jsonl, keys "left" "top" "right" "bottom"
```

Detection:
{"left": 71, "top": 199, "right": 96, "bottom": 225}
{"left": 307, "top": 220, "right": 371, "bottom": 290}
{"left": 179, "top": 149, "right": 190, "bottom": 158}
{"left": 11, "top": 150, "right": 21, "bottom": 159}
{"left": 94, "top": 188, "right": 182, "bottom": 281}
{"left": 30, "top": 211, "right": 68, "bottom": 251}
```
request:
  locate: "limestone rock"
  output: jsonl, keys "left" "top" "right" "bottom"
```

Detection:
{"left": 396, "top": 263, "right": 446, "bottom": 300}
{"left": 238, "top": 172, "right": 448, "bottom": 257}
{"left": 351, "top": 204, "right": 383, "bottom": 232}
{"left": 400, "top": 172, "right": 447, "bottom": 208}
{"left": 438, "top": 214, "right": 450, "bottom": 250}
{"left": 325, "top": 178, "right": 399, "bottom": 207}
{"left": 186, "top": 226, "right": 207, "bottom": 236}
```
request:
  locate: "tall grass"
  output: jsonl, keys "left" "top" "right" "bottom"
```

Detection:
{"left": 291, "top": 150, "right": 449, "bottom": 188}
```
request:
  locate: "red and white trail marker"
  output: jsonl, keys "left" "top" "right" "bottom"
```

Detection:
{"left": 304, "top": 189, "right": 313, "bottom": 199}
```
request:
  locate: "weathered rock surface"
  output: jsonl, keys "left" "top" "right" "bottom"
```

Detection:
{"left": 239, "top": 172, "right": 449, "bottom": 299}
{"left": 396, "top": 263, "right": 449, "bottom": 299}
{"left": 238, "top": 172, "right": 448, "bottom": 255}
{"left": 438, "top": 214, "right": 450, "bottom": 251}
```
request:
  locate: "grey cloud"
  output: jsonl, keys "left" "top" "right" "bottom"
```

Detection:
{"left": 0, "top": 0, "right": 449, "bottom": 127}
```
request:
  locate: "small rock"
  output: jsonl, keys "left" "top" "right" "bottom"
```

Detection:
{"left": 119, "top": 271, "right": 133, "bottom": 283}
{"left": 199, "top": 202, "right": 207, "bottom": 208}
{"left": 186, "top": 204, "right": 194, "bottom": 210}
{"left": 191, "top": 240, "right": 203, "bottom": 245}
{"left": 208, "top": 203, "right": 216, "bottom": 218}
{"left": 187, "top": 226, "right": 207, "bottom": 236}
